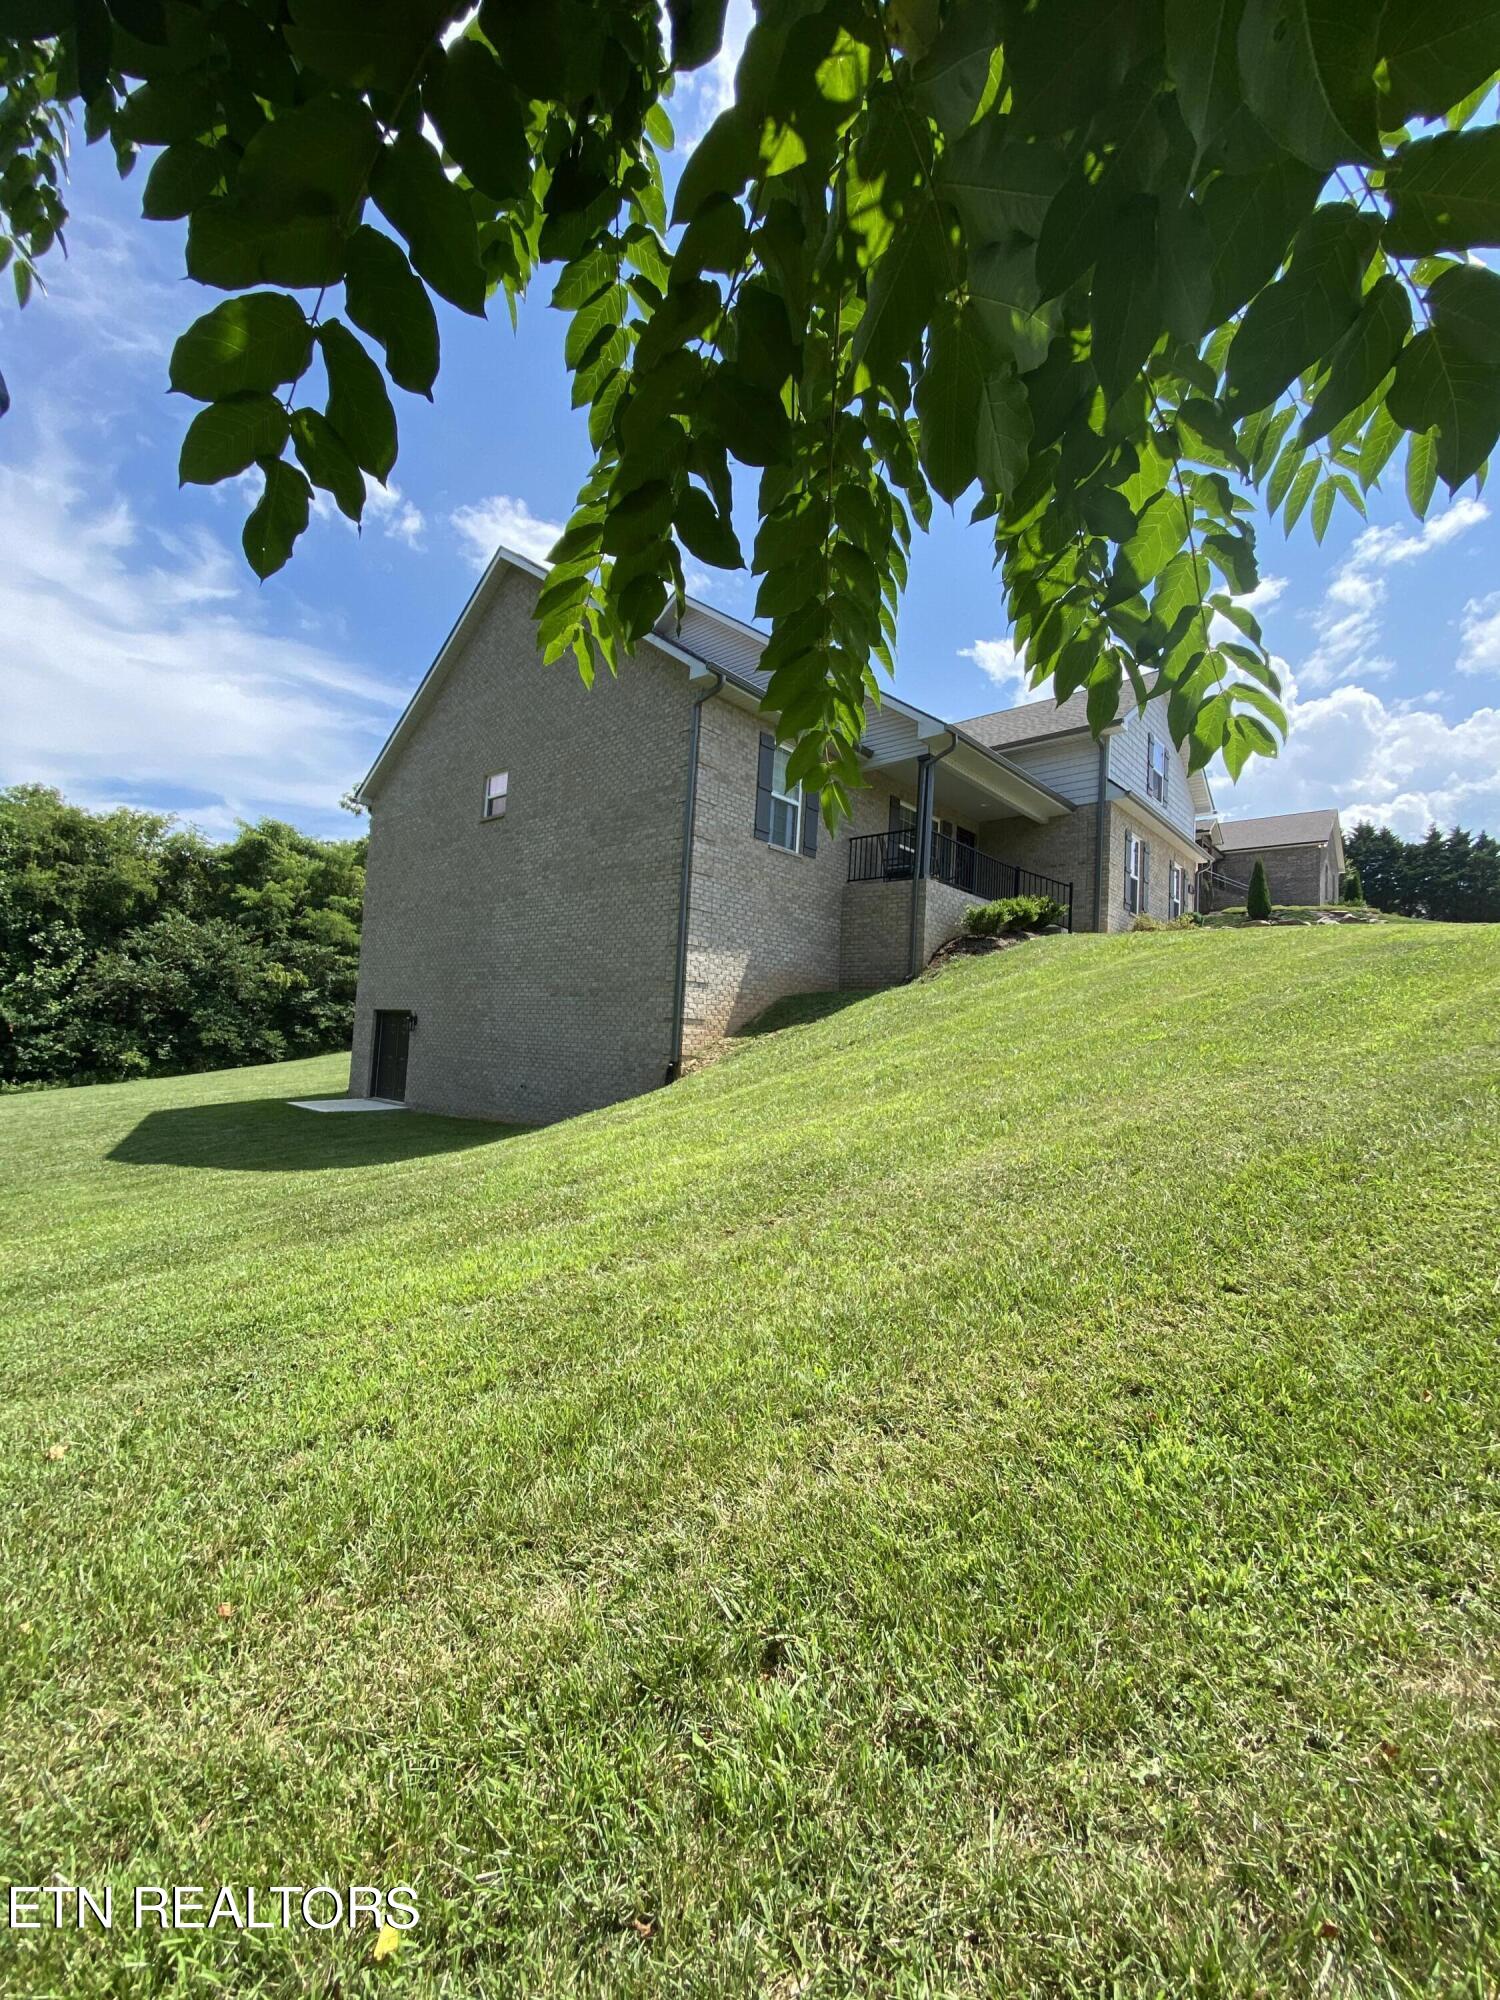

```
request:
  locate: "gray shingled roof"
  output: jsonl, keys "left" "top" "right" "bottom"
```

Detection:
{"left": 1212, "top": 809, "right": 1341, "bottom": 850}
{"left": 956, "top": 687, "right": 1109, "bottom": 748}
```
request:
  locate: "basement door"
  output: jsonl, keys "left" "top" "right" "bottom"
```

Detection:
{"left": 370, "top": 1010, "right": 411, "bottom": 1102}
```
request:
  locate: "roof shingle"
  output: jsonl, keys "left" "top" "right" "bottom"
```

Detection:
{"left": 1211, "top": 809, "right": 1341, "bottom": 850}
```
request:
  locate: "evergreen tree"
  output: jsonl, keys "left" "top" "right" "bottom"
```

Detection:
{"left": 1341, "top": 866, "right": 1364, "bottom": 905}
{"left": 1247, "top": 860, "right": 1273, "bottom": 921}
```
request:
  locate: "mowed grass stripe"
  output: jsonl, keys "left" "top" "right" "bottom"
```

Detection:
{"left": 0, "top": 923, "right": 1496, "bottom": 1996}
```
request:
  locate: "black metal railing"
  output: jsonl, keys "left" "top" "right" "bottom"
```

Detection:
{"left": 1199, "top": 866, "right": 1250, "bottom": 911}
{"left": 846, "top": 830, "right": 1074, "bottom": 930}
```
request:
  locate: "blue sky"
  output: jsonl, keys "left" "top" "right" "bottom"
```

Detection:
{"left": 3, "top": 31, "right": 1498, "bottom": 843}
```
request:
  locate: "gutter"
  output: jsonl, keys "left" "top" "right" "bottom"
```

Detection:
{"left": 907, "top": 731, "right": 959, "bottom": 981}
{"left": 1092, "top": 739, "right": 1109, "bottom": 933}
{"left": 666, "top": 669, "right": 725, "bottom": 1082}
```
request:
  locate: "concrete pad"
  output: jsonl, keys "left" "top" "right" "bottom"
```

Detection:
{"left": 290, "top": 1097, "right": 406, "bottom": 1113}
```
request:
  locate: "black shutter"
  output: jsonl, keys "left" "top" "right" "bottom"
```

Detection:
{"left": 801, "top": 788, "right": 819, "bottom": 856}
{"left": 754, "top": 732, "right": 774, "bottom": 842}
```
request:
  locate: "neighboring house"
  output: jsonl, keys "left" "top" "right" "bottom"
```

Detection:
{"left": 348, "top": 549, "right": 1214, "bottom": 1122}
{"left": 1198, "top": 809, "right": 1346, "bottom": 909}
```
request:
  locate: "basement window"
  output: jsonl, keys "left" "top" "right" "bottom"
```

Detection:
{"left": 768, "top": 746, "right": 802, "bottom": 852}
{"left": 483, "top": 771, "right": 509, "bottom": 820}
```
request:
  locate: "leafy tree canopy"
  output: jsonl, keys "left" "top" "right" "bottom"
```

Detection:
{"left": 5, "top": 1, "right": 1500, "bottom": 820}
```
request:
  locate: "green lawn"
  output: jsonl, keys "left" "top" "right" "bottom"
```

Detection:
{"left": 2, "top": 924, "right": 1498, "bottom": 1997}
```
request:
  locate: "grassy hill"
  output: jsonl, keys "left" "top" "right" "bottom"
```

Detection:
{"left": 2, "top": 923, "right": 1497, "bottom": 1997}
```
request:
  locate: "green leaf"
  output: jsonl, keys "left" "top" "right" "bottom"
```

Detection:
{"left": 1201, "top": 158, "right": 1325, "bottom": 323}
{"left": 671, "top": 105, "right": 756, "bottom": 224}
{"left": 169, "top": 293, "right": 312, "bottom": 402}
{"left": 186, "top": 197, "right": 345, "bottom": 292}
{"left": 675, "top": 484, "right": 743, "bottom": 568}
{"left": 701, "top": 371, "right": 791, "bottom": 466}
{"left": 1386, "top": 126, "right": 1500, "bottom": 256}
{"left": 237, "top": 97, "right": 380, "bottom": 221}
{"left": 917, "top": 304, "right": 982, "bottom": 502}
{"left": 1405, "top": 426, "right": 1440, "bottom": 513}
{"left": 1311, "top": 476, "right": 1336, "bottom": 542}
{"left": 1358, "top": 400, "right": 1402, "bottom": 487}
{"left": 1386, "top": 325, "right": 1500, "bottom": 485}
{"left": 1202, "top": 526, "right": 1258, "bottom": 592}
{"left": 1237, "top": 0, "right": 1383, "bottom": 168}
{"left": 113, "top": 75, "right": 219, "bottom": 147}
{"left": 243, "top": 458, "right": 312, "bottom": 579}
{"left": 851, "top": 210, "right": 950, "bottom": 377}
{"left": 1378, "top": 0, "right": 1500, "bottom": 124}
{"left": 675, "top": 195, "right": 750, "bottom": 278}
{"left": 968, "top": 242, "right": 1056, "bottom": 374}
{"left": 1166, "top": 0, "right": 1246, "bottom": 163}
{"left": 423, "top": 37, "right": 530, "bottom": 203}
{"left": 1299, "top": 274, "right": 1412, "bottom": 442}
{"left": 318, "top": 320, "right": 397, "bottom": 481}
{"left": 290, "top": 407, "right": 365, "bottom": 521}
{"left": 668, "top": 0, "right": 730, "bottom": 71}
{"left": 178, "top": 394, "right": 290, "bottom": 485}
{"left": 1108, "top": 490, "right": 1191, "bottom": 599}
{"left": 141, "top": 140, "right": 223, "bottom": 221}
{"left": 371, "top": 130, "right": 486, "bottom": 317}
{"left": 1226, "top": 204, "right": 1378, "bottom": 412}
{"left": 1158, "top": 198, "right": 1214, "bottom": 344}
{"left": 1090, "top": 196, "right": 1161, "bottom": 406}
{"left": 1428, "top": 262, "right": 1500, "bottom": 363}
{"left": 1035, "top": 161, "right": 1127, "bottom": 300}
{"left": 284, "top": 0, "right": 452, "bottom": 95}
{"left": 912, "top": 0, "right": 1001, "bottom": 134}
{"left": 936, "top": 125, "right": 1062, "bottom": 247}
{"left": 1282, "top": 456, "right": 1318, "bottom": 530}
{"left": 975, "top": 355, "right": 1032, "bottom": 503}
{"left": 343, "top": 225, "right": 440, "bottom": 397}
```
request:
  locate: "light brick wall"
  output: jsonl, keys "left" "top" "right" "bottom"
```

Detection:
{"left": 682, "top": 700, "right": 897, "bottom": 1045}
{"left": 839, "top": 878, "right": 912, "bottom": 988}
{"left": 1105, "top": 800, "right": 1205, "bottom": 930}
{"left": 1216, "top": 841, "right": 1336, "bottom": 907}
{"left": 978, "top": 803, "right": 1103, "bottom": 930}
{"left": 922, "top": 877, "right": 989, "bottom": 959}
{"left": 350, "top": 566, "right": 690, "bottom": 1123}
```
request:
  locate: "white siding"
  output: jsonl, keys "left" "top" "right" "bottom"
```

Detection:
{"left": 1001, "top": 734, "right": 1103, "bottom": 805}
{"left": 1106, "top": 696, "right": 1197, "bottom": 843}
{"left": 659, "top": 603, "right": 769, "bottom": 685}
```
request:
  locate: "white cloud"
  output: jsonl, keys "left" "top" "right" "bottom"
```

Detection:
{"left": 0, "top": 433, "right": 403, "bottom": 834}
{"left": 1300, "top": 496, "right": 1489, "bottom": 691}
{"left": 1458, "top": 591, "right": 1500, "bottom": 676}
{"left": 363, "top": 479, "right": 426, "bottom": 548}
{"left": 449, "top": 493, "right": 563, "bottom": 570}
{"left": 1213, "top": 657, "right": 1500, "bottom": 839}
{"left": 958, "top": 637, "right": 1049, "bottom": 704}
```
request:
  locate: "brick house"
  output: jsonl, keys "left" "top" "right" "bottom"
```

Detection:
{"left": 1197, "top": 809, "right": 1346, "bottom": 910}
{"left": 348, "top": 548, "right": 1215, "bottom": 1122}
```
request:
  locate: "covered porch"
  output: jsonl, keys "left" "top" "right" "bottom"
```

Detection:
{"left": 838, "top": 723, "right": 1075, "bottom": 986}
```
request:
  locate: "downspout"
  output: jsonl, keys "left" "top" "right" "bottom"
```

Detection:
{"left": 666, "top": 670, "right": 725, "bottom": 1082}
{"left": 907, "top": 730, "right": 960, "bottom": 980}
{"left": 1091, "top": 738, "right": 1109, "bottom": 933}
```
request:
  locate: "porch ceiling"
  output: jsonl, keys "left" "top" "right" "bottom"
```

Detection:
{"left": 868, "top": 734, "right": 1068, "bottom": 825}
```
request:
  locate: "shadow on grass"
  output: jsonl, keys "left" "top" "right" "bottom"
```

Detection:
{"left": 736, "top": 989, "right": 877, "bottom": 1037}
{"left": 109, "top": 1094, "right": 519, "bottom": 1173}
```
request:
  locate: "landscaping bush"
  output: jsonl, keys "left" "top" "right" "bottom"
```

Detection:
{"left": 1247, "top": 859, "right": 1273, "bottom": 921}
{"left": 1132, "top": 913, "right": 1163, "bottom": 932}
{"left": 962, "top": 893, "right": 1067, "bottom": 938}
{"left": 1342, "top": 865, "right": 1364, "bottom": 905}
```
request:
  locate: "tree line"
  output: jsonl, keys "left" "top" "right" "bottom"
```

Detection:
{"left": 1346, "top": 820, "right": 1500, "bottom": 923}
{"left": 0, "top": 786, "right": 364, "bottom": 1089}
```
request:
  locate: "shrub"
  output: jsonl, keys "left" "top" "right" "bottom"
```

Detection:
{"left": 962, "top": 893, "right": 1067, "bottom": 938}
{"left": 1341, "top": 865, "right": 1364, "bottom": 905}
{"left": 1247, "top": 859, "right": 1273, "bottom": 920}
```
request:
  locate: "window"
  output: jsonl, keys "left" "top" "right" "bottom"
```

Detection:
{"left": 1146, "top": 731, "right": 1169, "bottom": 803}
{"left": 1168, "top": 860, "right": 1184, "bottom": 919}
{"left": 1124, "top": 830, "right": 1148, "bottom": 914}
{"left": 768, "top": 745, "right": 801, "bottom": 852}
{"left": 483, "top": 770, "right": 508, "bottom": 820}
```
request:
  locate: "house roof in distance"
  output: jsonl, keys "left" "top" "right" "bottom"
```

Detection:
{"left": 1211, "top": 809, "right": 1341, "bottom": 851}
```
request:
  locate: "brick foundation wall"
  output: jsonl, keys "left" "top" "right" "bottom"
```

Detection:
{"left": 978, "top": 805, "right": 1103, "bottom": 930}
{"left": 350, "top": 565, "right": 689, "bottom": 1124}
